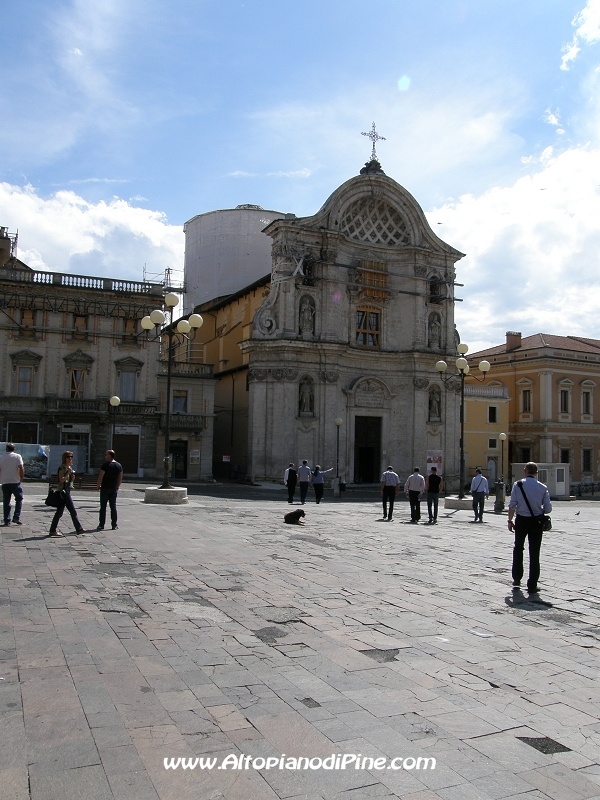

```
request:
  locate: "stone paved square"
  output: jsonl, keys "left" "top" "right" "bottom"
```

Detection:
{"left": 1, "top": 484, "right": 599, "bottom": 799}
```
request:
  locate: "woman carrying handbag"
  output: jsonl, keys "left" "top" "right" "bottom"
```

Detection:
{"left": 49, "top": 451, "right": 85, "bottom": 537}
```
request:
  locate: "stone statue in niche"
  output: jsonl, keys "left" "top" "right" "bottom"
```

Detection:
{"left": 429, "top": 385, "right": 441, "bottom": 422}
{"left": 299, "top": 296, "right": 315, "bottom": 335}
{"left": 299, "top": 378, "right": 314, "bottom": 416}
{"left": 428, "top": 313, "right": 441, "bottom": 349}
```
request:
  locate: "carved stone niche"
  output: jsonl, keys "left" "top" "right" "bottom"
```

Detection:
{"left": 428, "top": 385, "right": 441, "bottom": 422}
{"left": 63, "top": 349, "right": 94, "bottom": 374}
{"left": 298, "top": 295, "right": 316, "bottom": 336}
{"left": 298, "top": 376, "right": 315, "bottom": 417}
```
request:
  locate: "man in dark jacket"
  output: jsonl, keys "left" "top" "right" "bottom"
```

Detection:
{"left": 284, "top": 463, "right": 297, "bottom": 504}
{"left": 97, "top": 450, "right": 123, "bottom": 531}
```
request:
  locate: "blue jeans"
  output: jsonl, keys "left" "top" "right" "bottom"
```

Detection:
{"left": 299, "top": 482, "right": 309, "bottom": 504}
{"left": 99, "top": 489, "right": 118, "bottom": 528}
{"left": 50, "top": 492, "right": 83, "bottom": 532}
{"left": 426, "top": 492, "right": 439, "bottom": 521}
{"left": 2, "top": 483, "right": 23, "bottom": 523}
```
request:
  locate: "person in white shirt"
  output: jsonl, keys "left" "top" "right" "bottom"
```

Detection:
{"left": 470, "top": 468, "right": 489, "bottom": 522}
{"left": 380, "top": 466, "right": 400, "bottom": 521}
{"left": 507, "top": 462, "right": 552, "bottom": 594}
{"left": 0, "top": 443, "right": 25, "bottom": 526}
{"left": 297, "top": 460, "right": 312, "bottom": 505}
{"left": 404, "top": 468, "right": 426, "bottom": 523}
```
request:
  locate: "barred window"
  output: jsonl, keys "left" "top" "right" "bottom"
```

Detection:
{"left": 70, "top": 369, "right": 86, "bottom": 399}
{"left": 521, "top": 389, "right": 531, "bottom": 413}
{"left": 358, "top": 260, "right": 388, "bottom": 301}
{"left": 356, "top": 309, "right": 380, "bottom": 347}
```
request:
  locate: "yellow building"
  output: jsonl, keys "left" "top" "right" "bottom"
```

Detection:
{"left": 469, "top": 331, "right": 600, "bottom": 487}
{"left": 192, "top": 276, "right": 270, "bottom": 478}
{"left": 464, "top": 384, "right": 510, "bottom": 486}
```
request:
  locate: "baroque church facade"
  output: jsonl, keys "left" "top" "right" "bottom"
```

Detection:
{"left": 192, "top": 157, "right": 466, "bottom": 486}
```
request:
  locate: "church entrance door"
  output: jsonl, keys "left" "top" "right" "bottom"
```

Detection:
{"left": 354, "top": 416, "right": 381, "bottom": 483}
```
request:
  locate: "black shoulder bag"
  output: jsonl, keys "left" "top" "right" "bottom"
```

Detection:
{"left": 517, "top": 481, "right": 551, "bottom": 531}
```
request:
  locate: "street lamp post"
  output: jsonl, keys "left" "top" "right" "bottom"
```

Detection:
{"left": 141, "top": 294, "right": 204, "bottom": 490}
{"left": 334, "top": 418, "right": 343, "bottom": 479}
{"left": 494, "top": 431, "right": 508, "bottom": 513}
{"left": 435, "top": 344, "right": 491, "bottom": 499}
{"left": 109, "top": 395, "right": 120, "bottom": 448}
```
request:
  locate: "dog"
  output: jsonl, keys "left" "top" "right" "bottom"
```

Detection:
{"left": 284, "top": 509, "right": 305, "bottom": 525}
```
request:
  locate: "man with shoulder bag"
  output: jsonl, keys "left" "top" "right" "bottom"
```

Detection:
{"left": 507, "top": 462, "right": 552, "bottom": 594}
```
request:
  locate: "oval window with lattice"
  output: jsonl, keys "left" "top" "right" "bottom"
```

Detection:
{"left": 339, "top": 198, "right": 410, "bottom": 246}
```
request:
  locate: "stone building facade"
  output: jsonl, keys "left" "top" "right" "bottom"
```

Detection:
{"left": 188, "top": 160, "right": 466, "bottom": 485}
{"left": 0, "top": 232, "right": 215, "bottom": 479}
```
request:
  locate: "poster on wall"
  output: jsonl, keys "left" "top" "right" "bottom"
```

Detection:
{"left": 426, "top": 450, "right": 443, "bottom": 475}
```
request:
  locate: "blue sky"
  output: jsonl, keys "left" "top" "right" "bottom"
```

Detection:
{"left": 1, "top": 0, "right": 600, "bottom": 350}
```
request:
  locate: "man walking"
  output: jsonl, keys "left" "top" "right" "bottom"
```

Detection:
{"left": 297, "top": 460, "right": 311, "bottom": 505}
{"left": 425, "top": 466, "right": 443, "bottom": 524}
{"left": 97, "top": 450, "right": 123, "bottom": 530}
{"left": 298, "top": 459, "right": 311, "bottom": 505}
{"left": 470, "top": 467, "right": 489, "bottom": 522}
{"left": 404, "top": 467, "right": 425, "bottom": 523}
{"left": 508, "top": 462, "right": 551, "bottom": 594}
{"left": 0, "top": 443, "right": 24, "bottom": 526}
{"left": 380, "top": 465, "right": 400, "bottom": 520}
{"left": 284, "top": 463, "right": 297, "bottom": 504}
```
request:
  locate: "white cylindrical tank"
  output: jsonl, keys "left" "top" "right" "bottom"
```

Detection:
{"left": 183, "top": 205, "right": 289, "bottom": 312}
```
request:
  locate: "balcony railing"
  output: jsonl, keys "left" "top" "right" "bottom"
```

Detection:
{"left": 115, "top": 402, "right": 158, "bottom": 415}
{"left": 158, "top": 361, "right": 213, "bottom": 377}
{"left": 45, "top": 398, "right": 106, "bottom": 412}
{"left": 160, "top": 413, "right": 208, "bottom": 430}
{"left": 44, "top": 398, "right": 159, "bottom": 414}
{"left": 464, "top": 385, "right": 509, "bottom": 398}
{"left": 0, "top": 268, "right": 166, "bottom": 296}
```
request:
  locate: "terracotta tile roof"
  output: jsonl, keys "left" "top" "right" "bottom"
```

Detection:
{"left": 470, "top": 333, "right": 600, "bottom": 358}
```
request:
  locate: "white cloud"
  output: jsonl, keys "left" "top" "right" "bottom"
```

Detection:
{"left": 228, "top": 171, "right": 257, "bottom": 178}
{"left": 561, "top": 0, "right": 600, "bottom": 70}
{"left": 266, "top": 169, "right": 312, "bottom": 178}
{"left": 427, "top": 146, "right": 600, "bottom": 352}
{"left": 68, "top": 178, "right": 130, "bottom": 184}
{"left": 0, "top": 182, "right": 183, "bottom": 282}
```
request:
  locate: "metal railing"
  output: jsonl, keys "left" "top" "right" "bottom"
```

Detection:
{"left": 574, "top": 481, "right": 600, "bottom": 496}
{"left": 160, "top": 413, "right": 207, "bottom": 430}
{"left": 158, "top": 361, "right": 213, "bottom": 376}
{"left": 45, "top": 398, "right": 105, "bottom": 412}
{"left": 464, "top": 385, "right": 509, "bottom": 398}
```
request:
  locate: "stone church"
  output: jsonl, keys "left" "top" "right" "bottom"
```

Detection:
{"left": 192, "top": 153, "right": 465, "bottom": 486}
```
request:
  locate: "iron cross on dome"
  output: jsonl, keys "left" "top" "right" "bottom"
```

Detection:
{"left": 361, "top": 122, "right": 386, "bottom": 161}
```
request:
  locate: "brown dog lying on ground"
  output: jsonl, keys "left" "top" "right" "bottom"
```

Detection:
{"left": 284, "top": 509, "right": 305, "bottom": 525}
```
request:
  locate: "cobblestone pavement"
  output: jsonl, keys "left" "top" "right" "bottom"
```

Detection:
{"left": 1, "top": 485, "right": 599, "bottom": 800}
